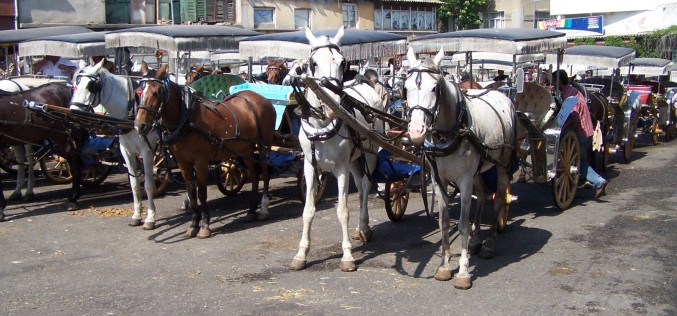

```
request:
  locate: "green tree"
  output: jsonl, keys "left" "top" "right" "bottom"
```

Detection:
{"left": 438, "top": 0, "right": 488, "bottom": 31}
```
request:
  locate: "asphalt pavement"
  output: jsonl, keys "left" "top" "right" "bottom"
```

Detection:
{"left": 0, "top": 134, "right": 675, "bottom": 315}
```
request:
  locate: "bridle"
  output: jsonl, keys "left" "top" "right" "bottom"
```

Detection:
{"left": 137, "top": 77, "right": 170, "bottom": 121}
{"left": 406, "top": 65, "right": 445, "bottom": 128}
{"left": 265, "top": 64, "right": 288, "bottom": 85}
{"left": 302, "top": 43, "right": 347, "bottom": 120}
{"left": 70, "top": 73, "right": 103, "bottom": 111}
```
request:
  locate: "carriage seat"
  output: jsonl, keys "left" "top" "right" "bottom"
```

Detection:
{"left": 514, "top": 82, "right": 555, "bottom": 130}
{"left": 189, "top": 74, "right": 245, "bottom": 102}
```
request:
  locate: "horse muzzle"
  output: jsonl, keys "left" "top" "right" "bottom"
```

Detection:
{"left": 408, "top": 122, "right": 427, "bottom": 145}
{"left": 135, "top": 122, "right": 151, "bottom": 136}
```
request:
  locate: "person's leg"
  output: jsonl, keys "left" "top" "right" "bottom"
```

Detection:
{"left": 579, "top": 136, "right": 606, "bottom": 189}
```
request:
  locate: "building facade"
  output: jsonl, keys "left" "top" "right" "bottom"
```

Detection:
{"left": 481, "top": 0, "right": 553, "bottom": 29}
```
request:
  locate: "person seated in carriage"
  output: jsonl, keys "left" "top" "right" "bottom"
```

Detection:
{"left": 363, "top": 68, "right": 388, "bottom": 110}
{"left": 33, "top": 55, "right": 77, "bottom": 78}
{"left": 554, "top": 69, "right": 608, "bottom": 198}
{"left": 493, "top": 69, "right": 509, "bottom": 82}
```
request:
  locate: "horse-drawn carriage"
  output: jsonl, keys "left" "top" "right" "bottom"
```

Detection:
{"left": 545, "top": 45, "right": 639, "bottom": 165}
{"left": 238, "top": 28, "right": 420, "bottom": 220}
{"left": 625, "top": 57, "right": 676, "bottom": 143}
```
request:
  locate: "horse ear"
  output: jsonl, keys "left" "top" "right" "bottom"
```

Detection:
{"left": 433, "top": 47, "right": 444, "bottom": 68}
{"left": 331, "top": 26, "right": 345, "bottom": 45}
{"left": 156, "top": 63, "right": 169, "bottom": 79}
{"left": 79, "top": 59, "right": 87, "bottom": 70}
{"left": 305, "top": 27, "right": 319, "bottom": 47}
{"left": 197, "top": 64, "right": 204, "bottom": 71}
{"left": 407, "top": 46, "right": 417, "bottom": 67}
{"left": 93, "top": 58, "right": 105, "bottom": 72}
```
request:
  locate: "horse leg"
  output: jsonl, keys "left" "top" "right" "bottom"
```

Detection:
{"left": 290, "top": 160, "right": 318, "bottom": 271}
{"left": 195, "top": 161, "right": 211, "bottom": 239}
{"left": 468, "top": 175, "right": 486, "bottom": 255}
{"left": 23, "top": 145, "right": 35, "bottom": 202}
{"left": 434, "top": 180, "right": 453, "bottom": 281}
{"left": 257, "top": 151, "right": 271, "bottom": 221}
{"left": 349, "top": 158, "right": 373, "bottom": 242}
{"left": 336, "top": 165, "right": 357, "bottom": 272}
{"left": 9, "top": 145, "right": 25, "bottom": 201}
{"left": 479, "top": 165, "right": 511, "bottom": 260}
{"left": 140, "top": 149, "right": 157, "bottom": 230}
{"left": 453, "top": 178, "right": 475, "bottom": 290}
{"left": 242, "top": 158, "right": 262, "bottom": 222}
{"left": 121, "top": 150, "right": 144, "bottom": 227}
{"left": 177, "top": 161, "right": 199, "bottom": 238}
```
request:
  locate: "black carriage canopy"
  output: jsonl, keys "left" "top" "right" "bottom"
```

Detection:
{"left": 546, "top": 45, "right": 636, "bottom": 69}
{"left": 105, "top": 25, "right": 261, "bottom": 53}
{"left": 629, "top": 57, "right": 674, "bottom": 76}
{"left": 409, "top": 28, "right": 567, "bottom": 55}
{"left": 239, "top": 29, "right": 408, "bottom": 61}
{"left": 18, "top": 32, "right": 109, "bottom": 58}
{"left": 0, "top": 26, "right": 93, "bottom": 47}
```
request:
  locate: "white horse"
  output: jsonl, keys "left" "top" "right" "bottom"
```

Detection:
{"left": 0, "top": 79, "right": 38, "bottom": 202}
{"left": 69, "top": 60, "right": 160, "bottom": 230}
{"left": 405, "top": 47, "right": 516, "bottom": 289}
{"left": 289, "top": 27, "right": 382, "bottom": 272}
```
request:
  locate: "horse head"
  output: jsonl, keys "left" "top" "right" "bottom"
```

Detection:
{"left": 281, "top": 60, "right": 306, "bottom": 85}
{"left": 265, "top": 60, "right": 288, "bottom": 85}
{"left": 404, "top": 46, "right": 450, "bottom": 145}
{"left": 305, "top": 26, "right": 345, "bottom": 119}
{"left": 70, "top": 58, "right": 106, "bottom": 112}
{"left": 135, "top": 64, "right": 172, "bottom": 136}
{"left": 185, "top": 64, "right": 210, "bottom": 85}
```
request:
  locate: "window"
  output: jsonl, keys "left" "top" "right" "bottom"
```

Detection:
{"left": 374, "top": 6, "right": 437, "bottom": 32}
{"left": 342, "top": 4, "right": 357, "bottom": 28}
{"left": 482, "top": 11, "right": 505, "bottom": 29}
{"left": 254, "top": 7, "right": 274, "bottom": 28}
{"left": 534, "top": 11, "right": 553, "bottom": 28}
{"left": 294, "top": 8, "right": 311, "bottom": 29}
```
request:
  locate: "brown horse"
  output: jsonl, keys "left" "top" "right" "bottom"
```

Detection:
{"left": 0, "top": 83, "right": 80, "bottom": 221}
{"left": 459, "top": 79, "right": 483, "bottom": 89}
{"left": 264, "top": 60, "right": 288, "bottom": 85}
{"left": 135, "top": 66, "right": 276, "bottom": 238}
{"left": 185, "top": 64, "right": 212, "bottom": 85}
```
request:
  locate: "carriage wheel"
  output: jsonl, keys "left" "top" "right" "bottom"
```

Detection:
{"left": 81, "top": 162, "right": 112, "bottom": 187}
{"left": 552, "top": 130, "right": 580, "bottom": 210}
{"left": 0, "top": 148, "right": 18, "bottom": 175}
{"left": 40, "top": 154, "right": 73, "bottom": 184}
{"left": 384, "top": 180, "right": 410, "bottom": 222}
{"left": 651, "top": 119, "right": 660, "bottom": 145}
{"left": 297, "top": 169, "right": 330, "bottom": 204}
{"left": 216, "top": 159, "right": 247, "bottom": 196}
{"left": 623, "top": 111, "right": 639, "bottom": 162}
{"left": 496, "top": 186, "right": 511, "bottom": 233}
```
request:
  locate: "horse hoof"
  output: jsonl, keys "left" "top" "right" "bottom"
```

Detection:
{"left": 351, "top": 228, "right": 373, "bottom": 242}
{"left": 8, "top": 192, "right": 21, "bottom": 201}
{"left": 142, "top": 221, "right": 155, "bottom": 230}
{"left": 23, "top": 193, "right": 35, "bottom": 202}
{"left": 289, "top": 259, "right": 307, "bottom": 271}
{"left": 434, "top": 267, "right": 453, "bottom": 281}
{"left": 129, "top": 218, "right": 142, "bottom": 227}
{"left": 468, "top": 240, "right": 482, "bottom": 256}
{"left": 243, "top": 212, "right": 257, "bottom": 222}
{"left": 63, "top": 202, "right": 79, "bottom": 211}
{"left": 340, "top": 260, "right": 357, "bottom": 272}
{"left": 479, "top": 247, "right": 494, "bottom": 260}
{"left": 186, "top": 227, "right": 199, "bottom": 238}
{"left": 256, "top": 212, "right": 270, "bottom": 221}
{"left": 453, "top": 275, "right": 472, "bottom": 290}
{"left": 197, "top": 228, "right": 212, "bottom": 239}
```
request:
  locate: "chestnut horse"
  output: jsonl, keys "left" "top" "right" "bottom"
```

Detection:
{"left": 135, "top": 67, "right": 276, "bottom": 238}
{"left": 264, "top": 60, "right": 289, "bottom": 85}
{"left": 459, "top": 79, "right": 483, "bottom": 89}
{"left": 0, "top": 83, "right": 80, "bottom": 221}
{"left": 185, "top": 64, "right": 212, "bottom": 85}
